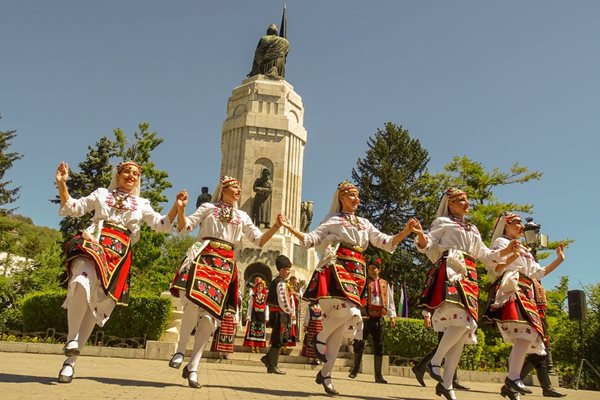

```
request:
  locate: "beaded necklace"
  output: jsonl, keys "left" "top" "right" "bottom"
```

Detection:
{"left": 112, "top": 190, "right": 131, "bottom": 211}
{"left": 341, "top": 211, "right": 363, "bottom": 229}
{"left": 449, "top": 215, "right": 472, "bottom": 231}
{"left": 217, "top": 201, "right": 234, "bottom": 223}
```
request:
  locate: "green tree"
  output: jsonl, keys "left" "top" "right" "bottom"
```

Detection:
{"left": 0, "top": 117, "right": 23, "bottom": 213}
{"left": 350, "top": 123, "right": 435, "bottom": 316}
{"left": 55, "top": 136, "right": 119, "bottom": 239}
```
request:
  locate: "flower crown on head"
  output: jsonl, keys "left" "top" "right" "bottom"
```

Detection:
{"left": 221, "top": 175, "right": 240, "bottom": 188}
{"left": 502, "top": 211, "right": 521, "bottom": 224}
{"left": 337, "top": 180, "right": 358, "bottom": 193}
{"left": 444, "top": 187, "right": 466, "bottom": 200}
{"left": 117, "top": 161, "right": 142, "bottom": 174}
{"left": 253, "top": 277, "right": 266, "bottom": 287}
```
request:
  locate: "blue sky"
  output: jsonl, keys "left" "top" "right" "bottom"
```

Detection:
{"left": 1, "top": 1, "right": 599, "bottom": 291}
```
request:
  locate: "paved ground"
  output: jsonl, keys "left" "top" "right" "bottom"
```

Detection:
{"left": 0, "top": 352, "right": 598, "bottom": 400}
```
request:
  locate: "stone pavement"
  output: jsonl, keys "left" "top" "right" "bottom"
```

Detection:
{"left": 1, "top": 351, "right": 599, "bottom": 400}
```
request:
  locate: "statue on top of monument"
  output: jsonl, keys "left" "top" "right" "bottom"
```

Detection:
{"left": 248, "top": 23, "right": 290, "bottom": 79}
{"left": 252, "top": 168, "right": 273, "bottom": 228}
{"left": 196, "top": 186, "right": 212, "bottom": 208}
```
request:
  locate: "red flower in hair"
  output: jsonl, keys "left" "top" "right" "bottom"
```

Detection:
{"left": 376, "top": 258, "right": 382, "bottom": 265}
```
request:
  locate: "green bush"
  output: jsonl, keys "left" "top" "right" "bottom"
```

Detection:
{"left": 383, "top": 318, "right": 438, "bottom": 359}
{"left": 20, "top": 290, "right": 171, "bottom": 341}
{"left": 20, "top": 290, "right": 68, "bottom": 334}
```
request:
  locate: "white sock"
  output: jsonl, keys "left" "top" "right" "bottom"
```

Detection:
{"left": 508, "top": 339, "right": 531, "bottom": 381}
{"left": 187, "top": 317, "right": 215, "bottom": 372}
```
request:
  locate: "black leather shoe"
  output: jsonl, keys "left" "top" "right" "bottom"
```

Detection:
{"left": 316, "top": 371, "right": 338, "bottom": 395}
{"left": 375, "top": 375, "right": 388, "bottom": 384}
{"left": 543, "top": 387, "right": 566, "bottom": 397}
{"left": 505, "top": 377, "right": 532, "bottom": 395}
{"left": 435, "top": 383, "right": 456, "bottom": 400}
{"left": 168, "top": 352, "right": 184, "bottom": 369}
{"left": 426, "top": 362, "right": 443, "bottom": 383}
{"left": 501, "top": 384, "right": 519, "bottom": 400}
{"left": 311, "top": 338, "right": 328, "bottom": 363}
{"left": 412, "top": 365, "right": 426, "bottom": 387}
{"left": 182, "top": 366, "right": 201, "bottom": 388}
{"left": 348, "top": 369, "right": 358, "bottom": 379}
{"left": 453, "top": 380, "right": 470, "bottom": 390}
{"left": 57, "top": 362, "right": 74, "bottom": 384}
{"left": 268, "top": 366, "right": 286, "bottom": 375}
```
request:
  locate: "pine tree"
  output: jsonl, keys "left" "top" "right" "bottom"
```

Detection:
{"left": 0, "top": 117, "right": 23, "bottom": 213}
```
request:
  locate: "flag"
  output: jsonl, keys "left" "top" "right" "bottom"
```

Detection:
{"left": 397, "top": 283, "right": 409, "bottom": 318}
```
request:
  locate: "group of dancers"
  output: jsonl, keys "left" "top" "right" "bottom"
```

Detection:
{"left": 54, "top": 161, "right": 566, "bottom": 399}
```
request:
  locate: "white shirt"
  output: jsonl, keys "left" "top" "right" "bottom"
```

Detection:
{"left": 59, "top": 188, "right": 174, "bottom": 244}
{"left": 487, "top": 236, "right": 545, "bottom": 281}
{"left": 302, "top": 212, "right": 397, "bottom": 254}
{"left": 415, "top": 216, "right": 503, "bottom": 266}
{"left": 181, "top": 202, "right": 264, "bottom": 247}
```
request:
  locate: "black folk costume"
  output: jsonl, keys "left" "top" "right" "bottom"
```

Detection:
{"left": 300, "top": 181, "right": 399, "bottom": 395}
{"left": 262, "top": 258, "right": 294, "bottom": 374}
{"left": 58, "top": 163, "right": 175, "bottom": 383}
{"left": 416, "top": 188, "right": 505, "bottom": 399}
{"left": 349, "top": 263, "right": 396, "bottom": 383}
{"left": 167, "top": 176, "right": 269, "bottom": 388}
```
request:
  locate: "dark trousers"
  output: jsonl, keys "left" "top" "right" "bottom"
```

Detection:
{"left": 353, "top": 316, "right": 385, "bottom": 356}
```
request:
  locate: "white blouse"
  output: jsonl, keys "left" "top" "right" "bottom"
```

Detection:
{"left": 487, "top": 236, "right": 545, "bottom": 281}
{"left": 302, "top": 212, "right": 397, "bottom": 254}
{"left": 416, "top": 216, "right": 502, "bottom": 266}
{"left": 181, "top": 202, "right": 264, "bottom": 247}
{"left": 59, "top": 188, "right": 174, "bottom": 244}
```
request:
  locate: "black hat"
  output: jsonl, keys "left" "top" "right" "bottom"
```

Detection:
{"left": 275, "top": 255, "right": 292, "bottom": 270}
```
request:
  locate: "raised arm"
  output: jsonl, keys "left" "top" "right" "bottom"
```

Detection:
{"left": 543, "top": 243, "right": 566, "bottom": 276}
{"left": 55, "top": 161, "right": 70, "bottom": 206}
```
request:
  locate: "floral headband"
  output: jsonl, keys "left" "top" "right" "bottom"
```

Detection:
{"left": 444, "top": 187, "right": 467, "bottom": 201}
{"left": 338, "top": 180, "right": 358, "bottom": 193}
{"left": 221, "top": 175, "right": 240, "bottom": 188}
{"left": 117, "top": 161, "right": 142, "bottom": 174}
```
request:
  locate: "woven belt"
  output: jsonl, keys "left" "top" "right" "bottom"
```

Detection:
{"left": 203, "top": 237, "right": 234, "bottom": 251}
{"left": 339, "top": 243, "right": 364, "bottom": 253}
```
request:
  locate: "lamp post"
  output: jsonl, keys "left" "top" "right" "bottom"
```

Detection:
{"left": 523, "top": 217, "right": 555, "bottom": 374}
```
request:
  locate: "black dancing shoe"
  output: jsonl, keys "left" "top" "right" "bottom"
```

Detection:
{"left": 316, "top": 371, "right": 339, "bottom": 396}
{"left": 543, "top": 387, "right": 567, "bottom": 397}
{"left": 426, "top": 362, "right": 443, "bottom": 383}
{"left": 412, "top": 365, "right": 426, "bottom": 387}
{"left": 348, "top": 368, "right": 358, "bottom": 379}
{"left": 435, "top": 383, "right": 456, "bottom": 400}
{"left": 63, "top": 340, "right": 80, "bottom": 357}
{"left": 168, "top": 352, "right": 184, "bottom": 369}
{"left": 453, "top": 380, "right": 470, "bottom": 391}
{"left": 57, "top": 362, "right": 74, "bottom": 384}
{"left": 311, "top": 338, "right": 328, "bottom": 364}
{"left": 505, "top": 377, "right": 532, "bottom": 395}
{"left": 501, "top": 384, "right": 519, "bottom": 400}
{"left": 182, "top": 366, "right": 201, "bottom": 388}
{"left": 375, "top": 374, "right": 388, "bottom": 384}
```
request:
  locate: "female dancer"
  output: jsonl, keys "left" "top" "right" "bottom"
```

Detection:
{"left": 413, "top": 188, "right": 520, "bottom": 400}
{"left": 279, "top": 180, "right": 417, "bottom": 395}
{"left": 168, "top": 176, "right": 280, "bottom": 388}
{"left": 484, "top": 212, "right": 565, "bottom": 400}
{"left": 55, "top": 161, "right": 182, "bottom": 383}
{"left": 243, "top": 277, "right": 269, "bottom": 353}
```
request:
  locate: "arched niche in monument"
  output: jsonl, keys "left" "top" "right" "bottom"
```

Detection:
{"left": 251, "top": 158, "right": 274, "bottom": 228}
{"left": 244, "top": 262, "right": 272, "bottom": 291}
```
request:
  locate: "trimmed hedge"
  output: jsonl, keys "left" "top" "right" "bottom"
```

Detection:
{"left": 20, "top": 290, "right": 171, "bottom": 341}
{"left": 383, "top": 318, "right": 487, "bottom": 371}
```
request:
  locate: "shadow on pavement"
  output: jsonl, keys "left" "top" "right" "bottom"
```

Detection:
{"left": 85, "top": 376, "right": 182, "bottom": 388}
{"left": 0, "top": 373, "right": 56, "bottom": 385}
